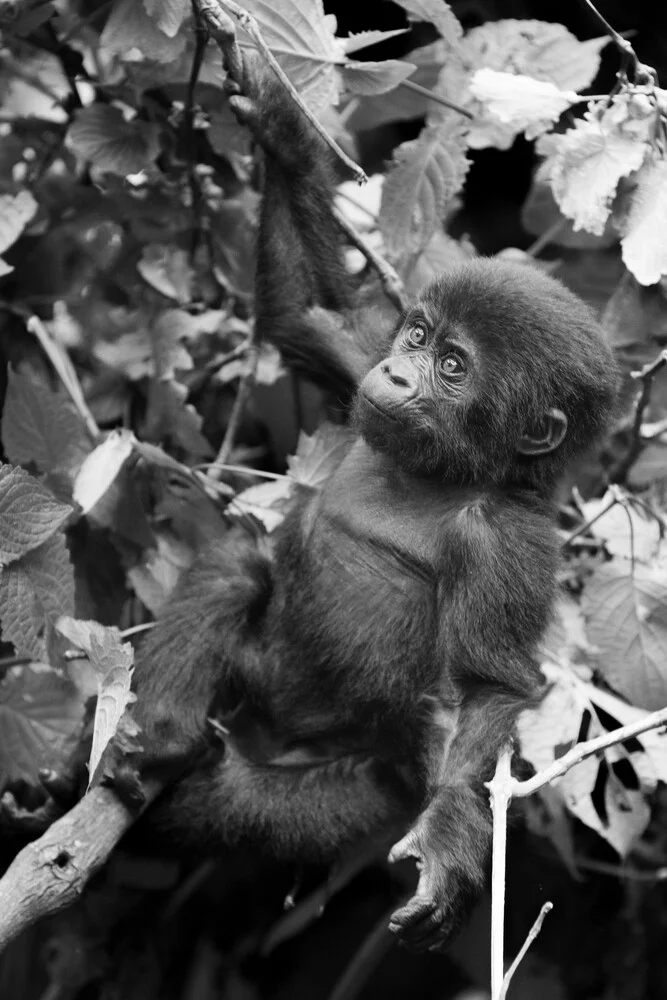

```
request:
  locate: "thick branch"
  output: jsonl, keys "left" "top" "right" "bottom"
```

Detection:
{"left": 0, "top": 779, "right": 163, "bottom": 954}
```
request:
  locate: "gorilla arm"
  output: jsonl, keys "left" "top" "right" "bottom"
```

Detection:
{"left": 388, "top": 497, "right": 556, "bottom": 952}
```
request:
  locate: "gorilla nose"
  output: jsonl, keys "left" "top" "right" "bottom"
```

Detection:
{"left": 382, "top": 358, "right": 416, "bottom": 392}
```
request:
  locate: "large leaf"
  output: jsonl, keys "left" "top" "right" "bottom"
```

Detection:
{"left": 621, "top": 157, "right": 667, "bottom": 286}
{"left": 347, "top": 41, "right": 448, "bottom": 131}
{"left": 56, "top": 618, "right": 134, "bottom": 787}
{"left": 238, "top": 0, "right": 342, "bottom": 113}
{"left": 0, "top": 465, "right": 72, "bottom": 565}
{"left": 0, "top": 665, "right": 84, "bottom": 785}
{"left": 380, "top": 122, "right": 469, "bottom": 260}
{"left": 392, "top": 0, "right": 462, "bottom": 44}
{"left": 2, "top": 368, "right": 90, "bottom": 477}
{"left": 67, "top": 105, "right": 162, "bottom": 176}
{"left": 100, "top": 0, "right": 188, "bottom": 63}
{"left": 582, "top": 562, "right": 667, "bottom": 710}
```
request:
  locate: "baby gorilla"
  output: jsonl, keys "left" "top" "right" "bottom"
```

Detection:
{"left": 121, "top": 56, "right": 619, "bottom": 953}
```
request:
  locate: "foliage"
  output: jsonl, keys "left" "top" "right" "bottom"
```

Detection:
{"left": 1, "top": 0, "right": 667, "bottom": 997}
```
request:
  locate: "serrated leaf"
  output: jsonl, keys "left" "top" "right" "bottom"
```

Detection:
{"left": 392, "top": 0, "right": 462, "bottom": 44}
{"left": 343, "top": 29, "right": 409, "bottom": 55}
{"left": 23, "top": 531, "right": 75, "bottom": 623}
{"left": 341, "top": 59, "right": 416, "bottom": 96}
{"left": 67, "top": 105, "right": 162, "bottom": 176}
{"left": 142, "top": 0, "right": 190, "bottom": 38}
{"left": 0, "top": 465, "right": 72, "bottom": 565}
{"left": 238, "top": 0, "right": 342, "bottom": 114}
{"left": 100, "top": 0, "right": 187, "bottom": 63}
{"left": 0, "top": 191, "right": 38, "bottom": 255}
{"left": 232, "top": 479, "right": 294, "bottom": 533}
{"left": 2, "top": 367, "right": 91, "bottom": 476}
{"left": 380, "top": 122, "right": 469, "bottom": 259}
{"left": 538, "top": 94, "right": 652, "bottom": 236}
{"left": 621, "top": 157, "right": 667, "bottom": 286}
{"left": 0, "top": 561, "right": 46, "bottom": 660}
{"left": 287, "top": 422, "right": 356, "bottom": 488}
{"left": 582, "top": 562, "right": 667, "bottom": 710}
{"left": 0, "top": 665, "right": 84, "bottom": 785}
{"left": 56, "top": 617, "right": 134, "bottom": 787}
{"left": 469, "top": 69, "right": 578, "bottom": 140}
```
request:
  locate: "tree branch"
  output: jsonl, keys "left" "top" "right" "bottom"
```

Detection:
{"left": 0, "top": 779, "right": 164, "bottom": 954}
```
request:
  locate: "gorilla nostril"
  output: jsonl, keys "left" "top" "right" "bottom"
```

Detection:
{"left": 381, "top": 362, "right": 411, "bottom": 388}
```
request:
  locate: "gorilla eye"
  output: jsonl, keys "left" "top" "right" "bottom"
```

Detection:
{"left": 406, "top": 324, "right": 428, "bottom": 348}
{"left": 439, "top": 353, "right": 465, "bottom": 377}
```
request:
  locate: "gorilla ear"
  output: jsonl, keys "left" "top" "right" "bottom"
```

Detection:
{"left": 517, "top": 407, "right": 568, "bottom": 456}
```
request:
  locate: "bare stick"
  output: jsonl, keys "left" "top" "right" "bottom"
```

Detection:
{"left": 487, "top": 745, "right": 513, "bottom": 1000}
{"left": 499, "top": 903, "right": 553, "bottom": 1000}
{"left": 0, "top": 779, "right": 163, "bottom": 954}
{"left": 196, "top": 0, "right": 366, "bottom": 183}
{"left": 208, "top": 339, "right": 260, "bottom": 479}
{"left": 332, "top": 205, "right": 408, "bottom": 313}
{"left": 513, "top": 705, "right": 667, "bottom": 798}
{"left": 26, "top": 314, "right": 100, "bottom": 440}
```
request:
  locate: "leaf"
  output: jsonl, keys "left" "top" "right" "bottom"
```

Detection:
{"left": 629, "top": 443, "right": 667, "bottom": 489}
{"left": 150, "top": 310, "right": 195, "bottom": 379}
{"left": 127, "top": 531, "right": 193, "bottom": 612}
{"left": 238, "top": 0, "right": 342, "bottom": 114}
{"left": 0, "top": 530, "right": 76, "bottom": 660}
{"left": 143, "top": 380, "right": 212, "bottom": 460}
{"left": 287, "top": 422, "right": 357, "bottom": 487}
{"left": 56, "top": 617, "right": 134, "bottom": 787}
{"left": 0, "top": 465, "right": 72, "bottom": 565}
{"left": 72, "top": 429, "right": 135, "bottom": 515}
{"left": 464, "top": 20, "right": 608, "bottom": 92}
{"left": 582, "top": 562, "right": 667, "bottom": 710}
{"left": 392, "top": 0, "right": 463, "bottom": 44}
{"left": 0, "top": 665, "right": 84, "bottom": 785}
{"left": 2, "top": 367, "right": 91, "bottom": 477}
{"left": 142, "top": 0, "right": 190, "bottom": 38}
{"left": 342, "top": 30, "right": 409, "bottom": 55}
{"left": 469, "top": 69, "right": 578, "bottom": 140}
{"left": 23, "top": 530, "right": 75, "bottom": 624}
{"left": 0, "top": 562, "right": 46, "bottom": 660}
{"left": 232, "top": 480, "right": 294, "bottom": 533}
{"left": 581, "top": 492, "right": 662, "bottom": 564}
{"left": 0, "top": 191, "right": 37, "bottom": 255}
{"left": 538, "top": 94, "right": 652, "bottom": 235}
{"left": 621, "top": 157, "right": 667, "bottom": 286}
{"left": 100, "top": 0, "right": 188, "bottom": 63}
{"left": 341, "top": 59, "right": 416, "bottom": 97}
{"left": 138, "top": 244, "right": 192, "bottom": 303}
{"left": 380, "top": 122, "right": 469, "bottom": 260}
{"left": 519, "top": 663, "right": 660, "bottom": 856}
{"left": 346, "top": 41, "right": 448, "bottom": 131}
{"left": 67, "top": 105, "right": 162, "bottom": 176}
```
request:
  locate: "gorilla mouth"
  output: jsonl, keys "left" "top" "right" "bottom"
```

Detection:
{"left": 359, "top": 393, "right": 399, "bottom": 420}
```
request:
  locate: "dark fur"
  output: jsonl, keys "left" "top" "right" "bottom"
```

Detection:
{"left": 127, "top": 60, "right": 619, "bottom": 953}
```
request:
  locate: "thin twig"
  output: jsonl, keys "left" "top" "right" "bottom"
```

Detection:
{"left": 499, "top": 903, "right": 553, "bottom": 1000}
{"left": 26, "top": 315, "right": 99, "bottom": 440}
{"left": 575, "top": 857, "right": 667, "bottom": 882}
{"left": 488, "top": 745, "right": 513, "bottom": 1000}
{"left": 399, "top": 78, "right": 474, "bottom": 119}
{"left": 612, "top": 349, "right": 667, "bottom": 482}
{"left": 562, "top": 493, "right": 618, "bottom": 547}
{"left": 208, "top": 339, "right": 260, "bottom": 479}
{"left": 332, "top": 205, "right": 408, "bottom": 313}
{"left": 525, "top": 218, "right": 568, "bottom": 259}
{"left": 575, "top": 0, "right": 653, "bottom": 82}
{"left": 196, "top": 0, "right": 366, "bottom": 183}
{"left": 513, "top": 705, "right": 667, "bottom": 798}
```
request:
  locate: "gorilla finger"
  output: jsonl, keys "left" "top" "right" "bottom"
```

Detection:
{"left": 388, "top": 830, "right": 421, "bottom": 865}
{"left": 396, "top": 909, "right": 446, "bottom": 948}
